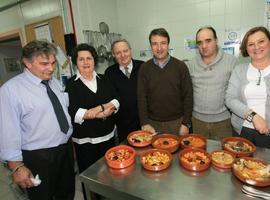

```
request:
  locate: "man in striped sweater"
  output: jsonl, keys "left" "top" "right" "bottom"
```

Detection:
{"left": 187, "top": 26, "right": 238, "bottom": 140}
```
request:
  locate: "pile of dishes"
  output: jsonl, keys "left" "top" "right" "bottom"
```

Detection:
{"left": 105, "top": 133, "right": 269, "bottom": 187}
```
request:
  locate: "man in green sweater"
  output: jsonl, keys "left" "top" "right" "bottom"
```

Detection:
{"left": 137, "top": 28, "right": 193, "bottom": 135}
{"left": 187, "top": 26, "right": 238, "bottom": 140}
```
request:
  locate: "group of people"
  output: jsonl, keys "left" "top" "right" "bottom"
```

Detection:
{"left": 0, "top": 25, "right": 270, "bottom": 200}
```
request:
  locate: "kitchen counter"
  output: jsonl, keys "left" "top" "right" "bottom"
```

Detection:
{"left": 80, "top": 139, "right": 270, "bottom": 200}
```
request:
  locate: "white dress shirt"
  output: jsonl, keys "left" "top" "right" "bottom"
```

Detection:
{"left": 119, "top": 61, "right": 133, "bottom": 75}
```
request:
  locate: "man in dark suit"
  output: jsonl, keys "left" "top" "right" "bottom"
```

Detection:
{"left": 105, "top": 39, "right": 144, "bottom": 143}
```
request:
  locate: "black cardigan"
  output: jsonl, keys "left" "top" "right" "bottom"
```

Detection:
{"left": 65, "top": 74, "right": 119, "bottom": 139}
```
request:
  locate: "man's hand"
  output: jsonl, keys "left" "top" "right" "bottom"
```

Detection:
{"left": 179, "top": 124, "right": 189, "bottom": 136}
{"left": 8, "top": 161, "right": 34, "bottom": 189}
{"left": 142, "top": 124, "right": 156, "bottom": 134}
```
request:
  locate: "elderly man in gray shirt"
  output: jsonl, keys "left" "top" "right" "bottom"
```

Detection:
{"left": 187, "top": 26, "right": 238, "bottom": 140}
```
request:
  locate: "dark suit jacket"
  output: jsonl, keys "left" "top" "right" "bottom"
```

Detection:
{"left": 105, "top": 59, "right": 144, "bottom": 142}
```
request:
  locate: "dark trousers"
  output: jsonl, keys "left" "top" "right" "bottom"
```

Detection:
{"left": 74, "top": 137, "right": 115, "bottom": 172}
{"left": 148, "top": 117, "right": 183, "bottom": 135}
{"left": 74, "top": 137, "right": 115, "bottom": 200}
{"left": 240, "top": 127, "right": 270, "bottom": 148}
{"left": 22, "top": 141, "right": 75, "bottom": 200}
{"left": 192, "top": 117, "right": 232, "bottom": 140}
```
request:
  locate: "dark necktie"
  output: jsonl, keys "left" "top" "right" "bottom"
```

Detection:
{"left": 42, "top": 80, "right": 69, "bottom": 134}
{"left": 124, "top": 67, "right": 130, "bottom": 78}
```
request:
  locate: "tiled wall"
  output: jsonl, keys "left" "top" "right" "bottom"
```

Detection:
{"left": 72, "top": 0, "right": 118, "bottom": 44}
{"left": 0, "top": 0, "right": 266, "bottom": 62}
{"left": 114, "top": 0, "right": 265, "bottom": 61}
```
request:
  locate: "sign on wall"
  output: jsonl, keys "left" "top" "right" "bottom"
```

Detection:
{"left": 3, "top": 58, "right": 21, "bottom": 72}
{"left": 265, "top": 0, "right": 270, "bottom": 30}
{"left": 34, "top": 23, "right": 53, "bottom": 43}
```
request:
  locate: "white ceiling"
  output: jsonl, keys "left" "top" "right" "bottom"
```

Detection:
{"left": 0, "top": 0, "right": 29, "bottom": 12}
{"left": 0, "top": 0, "right": 18, "bottom": 7}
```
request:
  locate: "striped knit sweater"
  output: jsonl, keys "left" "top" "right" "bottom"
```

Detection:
{"left": 187, "top": 46, "right": 238, "bottom": 122}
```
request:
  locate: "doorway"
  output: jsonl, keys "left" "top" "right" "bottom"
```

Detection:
{"left": 0, "top": 29, "right": 24, "bottom": 86}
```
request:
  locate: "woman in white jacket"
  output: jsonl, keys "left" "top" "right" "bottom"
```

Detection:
{"left": 226, "top": 26, "right": 270, "bottom": 148}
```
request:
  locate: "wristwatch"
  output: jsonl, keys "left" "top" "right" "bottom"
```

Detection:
{"left": 246, "top": 111, "right": 256, "bottom": 123}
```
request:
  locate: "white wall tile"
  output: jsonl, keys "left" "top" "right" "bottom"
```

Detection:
{"left": 243, "top": 0, "right": 264, "bottom": 10}
{"left": 225, "top": 0, "right": 241, "bottom": 14}
{"left": 0, "top": 0, "right": 266, "bottom": 62}
{"left": 115, "top": 0, "right": 265, "bottom": 60}
{"left": 210, "top": 0, "right": 225, "bottom": 16}
{"left": 196, "top": 1, "right": 210, "bottom": 17}
{"left": 225, "top": 13, "right": 241, "bottom": 29}
{"left": 241, "top": 8, "right": 264, "bottom": 28}
{"left": 209, "top": 14, "right": 225, "bottom": 29}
